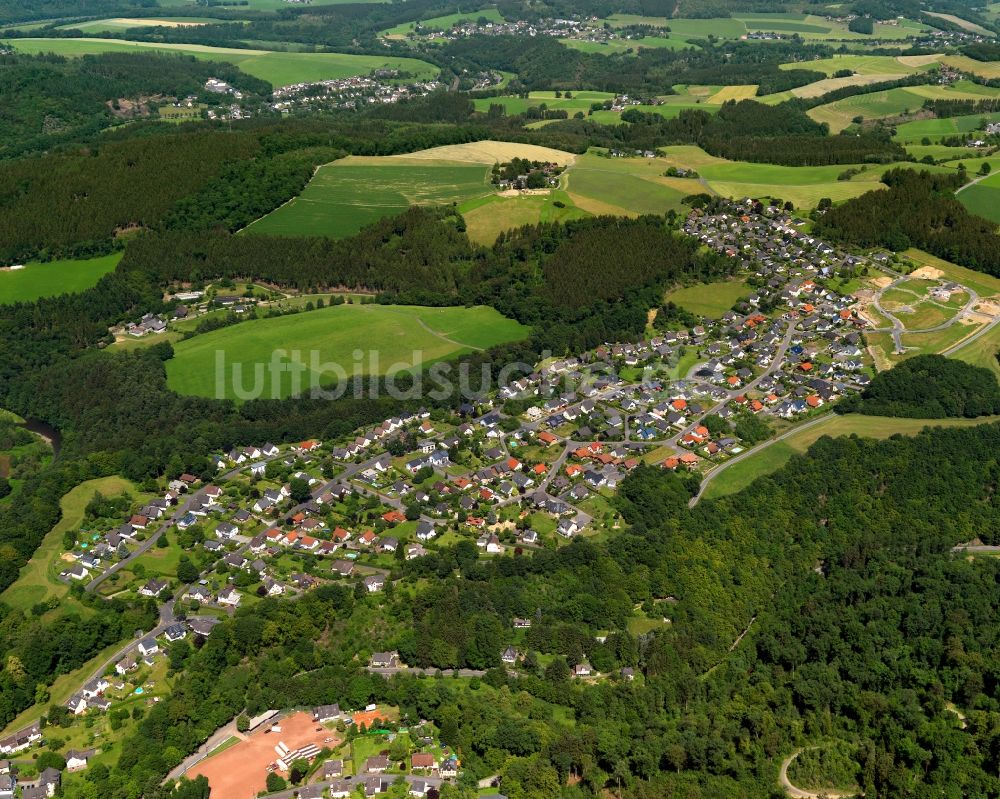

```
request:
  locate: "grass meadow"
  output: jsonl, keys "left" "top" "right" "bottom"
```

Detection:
{"left": 3, "top": 38, "right": 437, "bottom": 86}
{"left": 165, "top": 303, "right": 530, "bottom": 400}
{"left": 703, "top": 414, "right": 1000, "bottom": 500}
{"left": 0, "top": 253, "right": 121, "bottom": 304}
{"left": 382, "top": 8, "right": 503, "bottom": 37}
{"left": 56, "top": 16, "right": 225, "bottom": 32}
{"left": 246, "top": 157, "right": 492, "bottom": 238}
{"left": 665, "top": 278, "right": 751, "bottom": 317}
{"left": 959, "top": 171, "right": 1000, "bottom": 224}
{"left": 0, "top": 475, "right": 138, "bottom": 611}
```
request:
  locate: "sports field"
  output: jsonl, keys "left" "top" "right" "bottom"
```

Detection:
{"left": 0, "top": 253, "right": 121, "bottom": 305}
{"left": 3, "top": 38, "right": 437, "bottom": 87}
{"left": 959, "top": 171, "right": 1000, "bottom": 224}
{"left": 665, "top": 278, "right": 751, "bottom": 317}
{"left": 165, "top": 303, "right": 530, "bottom": 400}
{"left": 703, "top": 414, "right": 1000, "bottom": 500}
{"left": 247, "top": 141, "right": 575, "bottom": 239}
{"left": 188, "top": 712, "right": 340, "bottom": 797}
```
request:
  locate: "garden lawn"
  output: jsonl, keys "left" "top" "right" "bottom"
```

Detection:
{"left": 165, "top": 304, "right": 529, "bottom": 400}
{"left": 3, "top": 39, "right": 437, "bottom": 87}
{"left": 0, "top": 253, "right": 121, "bottom": 304}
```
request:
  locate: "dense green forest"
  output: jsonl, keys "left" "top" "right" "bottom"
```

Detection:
{"left": 43, "top": 421, "right": 1000, "bottom": 799}
{"left": 815, "top": 169, "right": 1000, "bottom": 274}
{"left": 0, "top": 52, "right": 271, "bottom": 159}
{"left": 838, "top": 354, "right": 1000, "bottom": 418}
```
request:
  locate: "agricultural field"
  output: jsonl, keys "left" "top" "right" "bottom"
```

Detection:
{"left": 958, "top": 170, "right": 1000, "bottom": 224}
{"left": 56, "top": 16, "right": 224, "bottom": 32}
{"left": 703, "top": 413, "right": 1000, "bottom": 500}
{"left": 603, "top": 13, "right": 927, "bottom": 42}
{"left": 923, "top": 11, "right": 994, "bottom": 36}
{"left": 665, "top": 278, "right": 751, "bottom": 317}
{"left": 781, "top": 54, "right": 932, "bottom": 77}
{"left": 246, "top": 158, "right": 492, "bottom": 239}
{"left": 0, "top": 253, "right": 121, "bottom": 304}
{"left": 460, "top": 189, "right": 589, "bottom": 244}
{"left": 2, "top": 38, "right": 438, "bottom": 87}
{"left": 473, "top": 90, "right": 615, "bottom": 117}
{"left": 660, "top": 145, "right": 891, "bottom": 208}
{"left": 806, "top": 81, "right": 1000, "bottom": 132}
{"left": 894, "top": 112, "right": 1000, "bottom": 143}
{"left": 164, "top": 303, "right": 530, "bottom": 400}
{"left": 247, "top": 141, "right": 575, "bottom": 239}
{"left": 564, "top": 150, "right": 696, "bottom": 216}
{"left": 158, "top": 0, "right": 387, "bottom": 9}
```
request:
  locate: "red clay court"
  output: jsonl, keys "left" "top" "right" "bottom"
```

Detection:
{"left": 188, "top": 711, "right": 338, "bottom": 798}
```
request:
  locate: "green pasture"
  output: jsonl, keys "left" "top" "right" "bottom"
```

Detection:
{"left": 4, "top": 38, "right": 438, "bottom": 87}
{"left": 460, "top": 190, "right": 589, "bottom": 244}
{"left": 807, "top": 82, "right": 1000, "bottom": 133}
{"left": 703, "top": 414, "right": 1000, "bottom": 500}
{"left": 246, "top": 157, "right": 492, "bottom": 238}
{"left": 561, "top": 35, "right": 693, "bottom": 54}
{"left": 658, "top": 145, "right": 894, "bottom": 208}
{"left": 56, "top": 16, "right": 226, "bottom": 32}
{"left": 665, "top": 278, "right": 751, "bottom": 317}
{"left": 565, "top": 151, "right": 692, "bottom": 215}
{"left": 383, "top": 8, "right": 503, "bottom": 37}
{"left": 159, "top": 0, "right": 388, "bottom": 9}
{"left": 894, "top": 112, "right": 1000, "bottom": 143}
{"left": 951, "top": 320, "right": 1000, "bottom": 379}
{"left": 781, "top": 54, "right": 930, "bottom": 77}
{"left": 165, "top": 303, "right": 530, "bottom": 400}
{"left": 604, "top": 13, "right": 926, "bottom": 41}
{"left": 0, "top": 476, "right": 138, "bottom": 611}
{"left": 959, "top": 171, "right": 1000, "bottom": 224}
{"left": 0, "top": 253, "right": 121, "bottom": 305}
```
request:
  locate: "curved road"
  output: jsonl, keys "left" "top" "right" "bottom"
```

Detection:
{"left": 689, "top": 413, "right": 833, "bottom": 507}
{"left": 779, "top": 748, "right": 858, "bottom": 799}
{"left": 869, "top": 271, "right": 981, "bottom": 355}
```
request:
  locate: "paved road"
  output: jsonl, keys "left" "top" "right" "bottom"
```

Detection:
{"left": 671, "top": 321, "right": 799, "bottom": 452}
{"left": 868, "top": 265, "right": 984, "bottom": 354}
{"left": 952, "top": 544, "right": 1000, "bottom": 553}
{"left": 367, "top": 666, "right": 487, "bottom": 678}
{"left": 689, "top": 413, "right": 834, "bottom": 507}
{"left": 943, "top": 313, "right": 1000, "bottom": 356}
